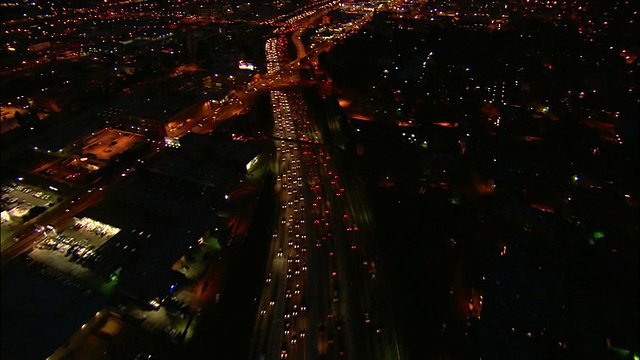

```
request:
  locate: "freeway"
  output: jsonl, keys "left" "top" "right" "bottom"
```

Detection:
{"left": 248, "top": 4, "right": 402, "bottom": 360}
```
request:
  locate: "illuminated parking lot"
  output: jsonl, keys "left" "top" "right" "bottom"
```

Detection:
{"left": 1, "top": 181, "right": 59, "bottom": 245}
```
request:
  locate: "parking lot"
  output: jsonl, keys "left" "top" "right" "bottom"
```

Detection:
{"left": 29, "top": 217, "right": 120, "bottom": 280}
{"left": 1, "top": 182, "right": 59, "bottom": 245}
{"left": 81, "top": 128, "right": 146, "bottom": 162}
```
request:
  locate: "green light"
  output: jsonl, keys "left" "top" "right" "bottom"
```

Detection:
{"left": 611, "top": 346, "right": 631, "bottom": 357}
{"left": 205, "top": 235, "right": 221, "bottom": 251}
{"left": 588, "top": 231, "right": 604, "bottom": 245}
{"left": 101, "top": 275, "right": 118, "bottom": 294}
